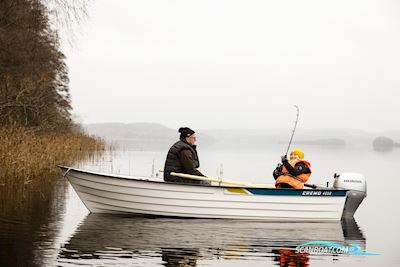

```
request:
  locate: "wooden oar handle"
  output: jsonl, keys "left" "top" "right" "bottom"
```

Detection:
{"left": 170, "top": 172, "right": 275, "bottom": 188}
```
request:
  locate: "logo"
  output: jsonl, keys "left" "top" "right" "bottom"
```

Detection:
{"left": 295, "top": 241, "right": 380, "bottom": 256}
{"left": 302, "top": 191, "right": 332, "bottom": 196}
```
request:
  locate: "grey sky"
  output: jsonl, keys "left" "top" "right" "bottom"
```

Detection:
{"left": 65, "top": 0, "right": 400, "bottom": 131}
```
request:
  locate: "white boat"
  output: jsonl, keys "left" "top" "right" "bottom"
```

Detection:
{"left": 59, "top": 166, "right": 366, "bottom": 221}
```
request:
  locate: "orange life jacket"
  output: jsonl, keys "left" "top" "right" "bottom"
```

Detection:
{"left": 275, "top": 159, "right": 311, "bottom": 189}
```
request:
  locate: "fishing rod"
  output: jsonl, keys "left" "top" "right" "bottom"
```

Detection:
{"left": 282, "top": 106, "right": 321, "bottom": 189}
{"left": 285, "top": 105, "right": 300, "bottom": 156}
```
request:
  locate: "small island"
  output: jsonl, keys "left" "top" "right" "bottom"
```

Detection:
{"left": 373, "top": 136, "right": 400, "bottom": 150}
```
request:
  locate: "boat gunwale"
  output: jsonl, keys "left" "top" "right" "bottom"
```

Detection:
{"left": 59, "top": 165, "right": 348, "bottom": 193}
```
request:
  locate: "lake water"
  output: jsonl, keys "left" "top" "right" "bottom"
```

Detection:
{"left": 1, "top": 144, "right": 399, "bottom": 266}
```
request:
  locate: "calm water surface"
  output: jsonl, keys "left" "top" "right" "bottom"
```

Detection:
{"left": 1, "top": 145, "right": 399, "bottom": 266}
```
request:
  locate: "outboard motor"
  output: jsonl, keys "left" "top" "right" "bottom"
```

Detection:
{"left": 333, "top": 173, "right": 367, "bottom": 218}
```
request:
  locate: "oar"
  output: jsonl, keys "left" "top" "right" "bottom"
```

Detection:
{"left": 170, "top": 172, "right": 322, "bottom": 189}
{"left": 170, "top": 172, "right": 276, "bottom": 188}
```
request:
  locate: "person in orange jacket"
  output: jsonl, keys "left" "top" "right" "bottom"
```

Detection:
{"left": 273, "top": 149, "right": 311, "bottom": 189}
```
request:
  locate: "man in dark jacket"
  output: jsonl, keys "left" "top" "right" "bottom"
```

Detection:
{"left": 164, "top": 127, "right": 210, "bottom": 185}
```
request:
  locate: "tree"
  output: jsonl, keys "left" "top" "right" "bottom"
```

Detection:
{"left": 0, "top": 0, "right": 83, "bottom": 131}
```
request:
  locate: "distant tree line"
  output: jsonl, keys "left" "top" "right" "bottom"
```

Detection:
{"left": 0, "top": 0, "right": 85, "bottom": 131}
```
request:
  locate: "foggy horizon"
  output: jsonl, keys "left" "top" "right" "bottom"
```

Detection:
{"left": 65, "top": 0, "right": 400, "bottom": 132}
{"left": 83, "top": 120, "right": 400, "bottom": 134}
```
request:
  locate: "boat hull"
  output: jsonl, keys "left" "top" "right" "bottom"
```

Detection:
{"left": 62, "top": 167, "right": 348, "bottom": 221}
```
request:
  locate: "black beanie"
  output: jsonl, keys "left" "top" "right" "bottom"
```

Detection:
{"left": 179, "top": 127, "right": 195, "bottom": 139}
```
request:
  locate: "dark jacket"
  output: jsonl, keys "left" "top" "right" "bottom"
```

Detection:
{"left": 164, "top": 139, "right": 207, "bottom": 185}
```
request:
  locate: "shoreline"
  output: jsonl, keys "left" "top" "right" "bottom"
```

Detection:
{"left": 0, "top": 127, "right": 107, "bottom": 218}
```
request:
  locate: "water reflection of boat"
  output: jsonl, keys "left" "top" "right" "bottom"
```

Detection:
{"left": 57, "top": 214, "right": 365, "bottom": 266}
{"left": 60, "top": 166, "right": 367, "bottom": 221}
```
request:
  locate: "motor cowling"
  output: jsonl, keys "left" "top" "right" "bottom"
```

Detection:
{"left": 333, "top": 173, "right": 366, "bottom": 193}
{"left": 333, "top": 173, "right": 367, "bottom": 218}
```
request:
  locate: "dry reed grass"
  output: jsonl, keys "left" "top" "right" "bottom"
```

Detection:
{"left": 0, "top": 127, "right": 106, "bottom": 218}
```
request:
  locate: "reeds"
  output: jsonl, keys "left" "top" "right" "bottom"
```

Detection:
{"left": 0, "top": 127, "right": 106, "bottom": 218}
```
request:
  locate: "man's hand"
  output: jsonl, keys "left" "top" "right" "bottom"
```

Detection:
{"left": 281, "top": 155, "right": 288, "bottom": 163}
